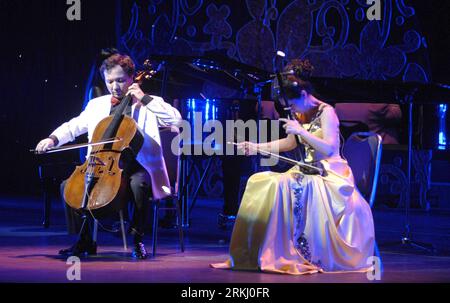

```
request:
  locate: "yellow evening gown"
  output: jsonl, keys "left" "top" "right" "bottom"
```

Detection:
{"left": 211, "top": 105, "right": 375, "bottom": 274}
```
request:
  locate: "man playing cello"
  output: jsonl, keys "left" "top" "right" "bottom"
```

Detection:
{"left": 35, "top": 53, "right": 181, "bottom": 259}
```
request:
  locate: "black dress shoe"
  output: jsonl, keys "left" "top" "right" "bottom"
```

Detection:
{"left": 131, "top": 242, "right": 148, "bottom": 259}
{"left": 59, "top": 239, "right": 97, "bottom": 256}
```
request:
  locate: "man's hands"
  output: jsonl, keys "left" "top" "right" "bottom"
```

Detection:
{"left": 127, "top": 83, "right": 146, "bottom": 104}
{"left": 35, "top": 138, "right": 55, "bottom": 153}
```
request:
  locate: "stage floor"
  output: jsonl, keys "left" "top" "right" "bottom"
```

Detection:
{"left": 1, "top": 196, "right": 450, "bottom": 283}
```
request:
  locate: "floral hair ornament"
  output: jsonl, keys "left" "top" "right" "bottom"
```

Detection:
{"left": 290, "top": 59, "right": 314, "bottom": 80}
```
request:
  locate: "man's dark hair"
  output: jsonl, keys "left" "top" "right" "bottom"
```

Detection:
{"left": 99, "top": 53, "right": 135, "bottom": 79}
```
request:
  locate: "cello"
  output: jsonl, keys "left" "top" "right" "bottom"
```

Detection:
{"left": 34, "top": 60, "right": 157, "bottom": 217}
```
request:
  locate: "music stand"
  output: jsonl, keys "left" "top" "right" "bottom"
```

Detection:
{"left": 185, "top": 81, "right": 267, "bottom": 224}
{"left": 152, "top": 54, "right": 271, "bottom": 226}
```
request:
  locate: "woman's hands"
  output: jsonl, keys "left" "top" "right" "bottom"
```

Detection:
{"left": 279, "top": 118, "right": 306, "bottom": 136}
{"left": 236, "top": 141, "right": 259, "bottom": 156}
{"left": 234, "top": 117, "right": 307, "bottom": 156}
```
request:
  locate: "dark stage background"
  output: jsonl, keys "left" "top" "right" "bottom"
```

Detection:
{"left": 1, "top": 1, "right": 449, "bottom": 209}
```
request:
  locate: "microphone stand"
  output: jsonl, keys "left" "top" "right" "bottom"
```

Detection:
{"left": 381, "top": 88, "right": 436, "bottom": 254}
{"left": 399, "top": 89, "right": 435, "bottom": 253}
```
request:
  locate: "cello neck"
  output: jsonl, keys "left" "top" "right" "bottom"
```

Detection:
{"left": 114, "top": 94, "right": 132, "bottom": 119}
{"left": 101, "top": 94, "right": 132, "bottom": 141}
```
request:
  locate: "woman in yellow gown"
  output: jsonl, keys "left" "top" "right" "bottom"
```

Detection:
{"left": 211, "top": 60, "right": 375, "bottom": 275}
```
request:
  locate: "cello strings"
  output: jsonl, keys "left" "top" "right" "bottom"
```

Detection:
{"left": 82, "top": 139, "right": 121, "bottom": 234}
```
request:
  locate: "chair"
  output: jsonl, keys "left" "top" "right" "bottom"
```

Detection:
{"left": 342, "top": 132, "right": 383, "bottom": 268}
{"left": 93, "top": 210, "right": 128, "bottom": 250}
{"left": 342, "top": 132, "right": 383, "bottom": 207}
{"left": 151, "top": 126, "right": 185, "bottom": 257}
{"left": 92, "top": 127, "right": 185, "bottom": 254}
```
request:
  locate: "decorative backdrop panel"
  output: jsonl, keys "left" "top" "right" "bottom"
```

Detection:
{"left": 117, "top": 0, "right": 432, "bottom": 207}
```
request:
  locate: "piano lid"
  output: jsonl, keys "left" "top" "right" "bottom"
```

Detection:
{"left": 145, "top": 54, "right": 272, "bottom": 100}
{"left": 142, "top": 54, "right": 450, "bottom": 104}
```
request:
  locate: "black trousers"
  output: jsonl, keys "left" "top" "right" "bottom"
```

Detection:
{"left": 61, "top": 159, "right": 152, "bottom": 241}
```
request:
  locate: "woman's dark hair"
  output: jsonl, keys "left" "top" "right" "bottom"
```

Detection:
{"left": 99, "top": 53, "right": 135, "bottom": 79}
{"left": 283, "top": 59, "right": 315, "bottom": 99}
